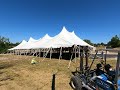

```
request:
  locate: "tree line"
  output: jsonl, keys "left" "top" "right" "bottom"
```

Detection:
{"left": 0, "top": 36, "right": 19, "bottom": 53}
{"left": 84, "top": 35, "right": 120, "bottom": 48}
{"left": 0, "top": 35, "right": 120, "bottom": 53}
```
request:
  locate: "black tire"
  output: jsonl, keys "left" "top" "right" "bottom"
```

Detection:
{"left": 70, "top": 76, "right": 82, "bottom": 90}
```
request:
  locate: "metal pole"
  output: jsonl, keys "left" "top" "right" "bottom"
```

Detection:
{"left": 85, "top": 46, "right": 89, "bottom": 70}
{"left": 80, "top": 46, "right": 84, "bottom": 73}
{"left": 52, "top": 74, "right": 55, "bottom": 90}
{"left": 104, "top": 50, "right": 107, "bottom": 65}
{"left": 68, "top": 47, "right": 74, "bottom": 68}
{"left": 50, "top": 48, "right": 52, "bottom": 60}
{"left": 89, "top": 50, "right": 98, "bottom": 71}
{"left": 115, "top": 51, "right": 120, "bottom": 84}
{"left": 39, "top": 49, "right": 41, "bottom": 57}
{"left": 74, "top": 46, "right": 76, "bottom": 63}
{"left": 59, "top": 47, "right": 62, "bottom": 62}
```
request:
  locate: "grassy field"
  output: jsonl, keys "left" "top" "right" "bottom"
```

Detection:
{"left": 0, "top": 54, "right": 117, "bottom": 90}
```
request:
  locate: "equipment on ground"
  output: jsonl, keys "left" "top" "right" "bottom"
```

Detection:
{"left": 69, "top": 49, "right": 120, "bottom": 90}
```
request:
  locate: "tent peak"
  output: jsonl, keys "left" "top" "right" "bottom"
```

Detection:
{"left": 71, "top": 31, "right": 75, "bottom": 34}
{"left": 29, "top": 37, "right": 35, "bottom": 41}
{"left": 28, "top": 37, "right": 38, "bottom": 43}
{"left": 43, "top": 34, "right": 52, "bottom": 39}
{"left": 22, "top": 40, "right": 27, "bottom": 43}
{"left": 59, "top": 26, "right": 71, "bottom": 36}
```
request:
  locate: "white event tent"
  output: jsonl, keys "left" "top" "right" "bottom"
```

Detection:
{"left": 31, "top": 26, "right": 94, "bottom": 49}
{"left": 9, "top": 26, "right": 95, "bottom": 50}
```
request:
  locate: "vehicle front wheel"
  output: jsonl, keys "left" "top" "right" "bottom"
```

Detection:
{"left": 70, "top": 76, "right": 82, "bottom": 90}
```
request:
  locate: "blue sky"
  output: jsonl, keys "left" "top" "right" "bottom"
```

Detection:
{"left": 0, "top": 0, "right": 120, "bottom": 44}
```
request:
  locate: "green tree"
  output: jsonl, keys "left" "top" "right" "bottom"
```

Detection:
{"left": 84, "top": 39, "right": 94, "bottom": 46}
{"left": 107, "top": 35, "right": 120, "bottom": 48}
{"left": 0, "top": 36, "right": 19, "bottom": 53}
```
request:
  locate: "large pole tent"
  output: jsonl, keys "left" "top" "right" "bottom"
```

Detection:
{"left": 8, "top": 26, "right": 95, "bottom": 60}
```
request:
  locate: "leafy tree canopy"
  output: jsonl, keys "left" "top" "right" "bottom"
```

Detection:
{"left": 84, "top": 39, "right": 94, "bottom": 46}
{"left": 0, "top": 36, "right": 19, "bottom": 53}
{"left": 107, "top": 35, "right": 120, "bottom": 48}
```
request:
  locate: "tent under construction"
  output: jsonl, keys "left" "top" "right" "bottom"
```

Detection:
{"left": 8, "top": 26, "right": 95, "bottom": 60}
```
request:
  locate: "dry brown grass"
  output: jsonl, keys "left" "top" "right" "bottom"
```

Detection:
{"left": 0, "top": 54, "right": 117, "bottom": 90}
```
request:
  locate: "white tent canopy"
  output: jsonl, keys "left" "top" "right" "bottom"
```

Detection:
{"left": 29, "top": 34, "right": 53, "bottom": 49}
{"left": 39, "top": 26, "right": 74, "bottom": 48}
{"left": 8, "top": 26, "right": 95, "bottom": 50}
{"left": 39, "top": 26, "right": 93, "bottom": 48}
{"left": 17, "top": 34, "right": 52, "bottom": 49}
{"left": 28, "top": 37, "right": 40, "bottom": 43}
{"left": 8, "top": 40, "right": 27, "bottom": 50}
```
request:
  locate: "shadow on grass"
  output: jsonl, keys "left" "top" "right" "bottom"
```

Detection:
{"left": 0, "top": 63, "right": 14, "bottom": 69}
{"left": 0, "top": 75, "right": 14, "bottom": 81}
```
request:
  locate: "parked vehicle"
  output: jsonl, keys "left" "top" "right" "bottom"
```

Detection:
{"left": 70, "top": 50, "right": 120, "bottom": 90}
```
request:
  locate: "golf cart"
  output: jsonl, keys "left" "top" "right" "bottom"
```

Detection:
{"left": 69, "top": 48, "right": 120, "bottom": 90}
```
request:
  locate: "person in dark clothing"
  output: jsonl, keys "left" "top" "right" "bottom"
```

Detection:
{"left": 104, "top": 64, "right": 116, "bottom": 82}
{"left": 95, "top": 63, "right": 104, "bottom": 76}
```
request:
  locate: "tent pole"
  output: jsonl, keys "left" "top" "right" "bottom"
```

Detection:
{"left": 20, "top": 50, "right": 22, "bottom": 55}
{"left": 33, "top": 49, "right": 36, "bottom": 56}
{"left": 43, "top": 49, "right": 45, "bottom": 58}
{"left": 34, "top": 49, "right": 41, "bottom": 58}
{"left": 10, "top": 50, "right": 12, "bottom": 55}
{"left": 24, "top": 50, "right": 26, "bottom": 55}
{"left": 75, "top": 45, "right": 77, "bottom": 63}
{"left": 50, "top": 48, "right": 52, "bottom": 60}
{"left": 26, "top": 50, "right": 29, "bottom": 56}
{"left": 16, "top": 50, "right": 17, "bottom": 55}
{"left": 32, "top": 49, "right": 34, "bottom": 56}
{"left": 59, "top": 47, "right": 62, "bottom": 62}
{"left": 39, "top": 49, "right": 41, "bottom": 57}
{"left": 28, "top": 49, "right": 30, "bottom": 56}
{"left": 32, "top": 49, "right": 35, "bottom": 56}
{"left": 18, "top": 50, "right": 19, "bottom": 55}
{"left": 23, "top": 49, "right": 25, "bottom": 55}
{"left": 19, "top": 50, "right": 20, "bottom": 55}
{"left": 42, "top": 48, "right": 50, "bottom": 61}
{"left": 29, "top": 49, "right": 31, "bottom": 56}
{"left": 35, "top": 49, "right": 38, "bottom": 57}
{"left": 68, "top": 47, "right": 74, "bottom": 69}
{"left": 50, "top": 48, "right": 51, "bottom": 60}
{"left": 13, "top": 50, "right": 15, "bottom": 55}
{"left": 14, "top": 50, "right": 16, "bottom": 55}
{"left": 18, "top": 50, "right": 20, "bottom": 55}
{"left": 78, "top": 46, "right": 80, "bottom": 58}
{"left": 16, "top": 50, "right": 18, "bottom": 55}
{"left": 38, "top": 49, "right": 39, "bottom": 57}
{"left": 24, "top": 50, "right": 26, "bottom": 56}
{"left": 25, "top": 50, "right": 27, "bottom": 56}
{"left": 17, "top": 50, "right": 18, "bottom": 55}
